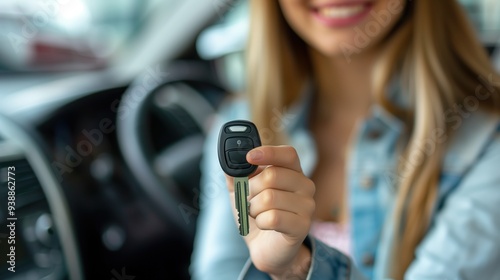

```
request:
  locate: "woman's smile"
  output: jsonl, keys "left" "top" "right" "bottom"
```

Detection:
{"left": 278, "top": 0, "right": 404, "bottom": 58}
{"left": 312, "top": 1, "right": 373, "bottom": 27}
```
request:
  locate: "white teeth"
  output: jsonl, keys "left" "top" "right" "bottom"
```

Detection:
{"left": 318, "top": 5, "right": 365, "bottom": 19}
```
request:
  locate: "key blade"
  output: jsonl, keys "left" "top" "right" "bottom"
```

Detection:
{"left": 234, "top": 177, "right": 249, "bottom": 236}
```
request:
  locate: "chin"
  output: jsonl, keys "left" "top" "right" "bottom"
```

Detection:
{"left": 309, "top": 37, "right": 373, "bottom": 62}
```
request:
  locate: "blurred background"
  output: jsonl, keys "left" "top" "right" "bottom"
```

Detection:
{"left": 0, "top": 0, "right": 498, "bottom": 279}
{"left": 0, "top": 0, "right": 499, "bottom": 93}
{"left": 0, "top": 0, "right": 170, "bottom": 72}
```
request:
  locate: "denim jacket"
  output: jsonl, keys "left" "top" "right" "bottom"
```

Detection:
{"left": 190, "top": 91, "right": 500, "bottom": 279}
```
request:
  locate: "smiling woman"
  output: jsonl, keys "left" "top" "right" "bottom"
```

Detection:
{"left": 278, "top": 0, "right": 404, "bottom": 56}
{"left": 191, "top": 0, "right": 500, "bottom": 279}
{"left": 279, "top": 0, "right": 406, "bottom": 64}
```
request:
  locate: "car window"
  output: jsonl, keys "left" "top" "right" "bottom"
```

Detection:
{"left": 1, "top": 0, "right": 498, "bottom": 73}
{"left": 0, "top": 0, "right": 178, "bottom": 72}
{"left": 460, "top": 0, "right": 500, "bottom": 44}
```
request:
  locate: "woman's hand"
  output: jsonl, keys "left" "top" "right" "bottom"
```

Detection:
{"left": 226, "top": 145, "right": 316, "bottom": 279}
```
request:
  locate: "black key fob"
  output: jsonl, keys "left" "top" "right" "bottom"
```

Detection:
{"left": 218, "top": 120, "right": 262, "bottom": 177}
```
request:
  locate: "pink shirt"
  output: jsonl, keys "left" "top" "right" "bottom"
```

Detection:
{"left": 309, "top": 221, "right": 352, "bottom": 257}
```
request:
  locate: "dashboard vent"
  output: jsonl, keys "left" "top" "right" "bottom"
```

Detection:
{"left": 0, "top": 158, "right": 45, "bottom": 208}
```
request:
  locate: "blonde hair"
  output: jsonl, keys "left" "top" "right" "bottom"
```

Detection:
{"left": 247, "top": 0, "right": 500, "bottom": 279}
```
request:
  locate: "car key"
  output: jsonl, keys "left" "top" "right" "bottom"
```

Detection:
{"left": 218, "top": 120, "right": 262, "bottom": 236}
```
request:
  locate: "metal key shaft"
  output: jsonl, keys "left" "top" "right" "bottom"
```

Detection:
{"left": 235, "top": 177, "right": 249, "bottom": 236}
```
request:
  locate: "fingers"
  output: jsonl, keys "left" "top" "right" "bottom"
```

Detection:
{"left": 225, "top": 165, "right": 267, "bottom": 192}
{"left": 248, "top": 166, "right": 315, "bottom": 198}
{"left": 249, "top": 189, "right": 315, "bottom": 218}
{"left": 223, "top": 145, "right": 316, "bottom": 242}
{"left": 248, "top": 166, "right": 315, "bottom": 240}
{"left": 254, "top": 209, "right": 311, "bottom": 239}
{"left": 249, "top": 165, "right": 268, "bottom": 179}
{"left": 247, "top": 146, "right": 302, "bottom": 173}
{"left": 227, "top": 145, "right": 302, "bottom": 193}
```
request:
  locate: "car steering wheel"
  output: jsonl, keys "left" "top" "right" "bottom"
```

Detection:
{"left": 116, "top": 60, "right": 227, "bottom": 240}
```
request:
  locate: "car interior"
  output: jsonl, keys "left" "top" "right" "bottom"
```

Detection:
{"left": 0, "top": 0, "right": 498, "bottom": 279}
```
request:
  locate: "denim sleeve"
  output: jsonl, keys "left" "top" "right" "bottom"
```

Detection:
{"left": 241, "top": 236, "right": 368, "bottom": 280}
{"left": 190, "top": 102, "right": 251, "bottom": 280}
{"left": 406, "top": 133, "right": 500, "bottom": 279}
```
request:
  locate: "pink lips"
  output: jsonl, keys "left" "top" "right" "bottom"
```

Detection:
{"left": 312, "top": 2, "right": 373, "bottom": 28}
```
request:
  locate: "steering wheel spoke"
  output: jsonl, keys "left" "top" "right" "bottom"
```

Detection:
{"left": 115, "top": 60, "right": 227, "bottom": 240}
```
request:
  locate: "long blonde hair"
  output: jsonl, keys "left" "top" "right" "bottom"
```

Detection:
{"left": 247, "top": 0, "right": 500, "bottom": 278}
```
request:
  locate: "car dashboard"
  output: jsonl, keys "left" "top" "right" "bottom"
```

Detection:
{"left": 0, "top": 70, "right": 223, "bottom": 279}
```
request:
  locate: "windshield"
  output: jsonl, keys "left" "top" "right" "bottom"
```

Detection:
{"left": 0, "top": 0, "right": 176, "bottom": 72}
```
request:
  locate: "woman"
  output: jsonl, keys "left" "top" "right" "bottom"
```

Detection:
{"left": 192, "top": 0, "right": 500, "bottom": 279}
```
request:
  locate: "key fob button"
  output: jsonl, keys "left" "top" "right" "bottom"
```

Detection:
{"left": 228, "top": 162, "right": 251, "bottom": 169}
{"left": 225, "top": 137, "right": 254, "bottom": 150}
{"left": 227, "top": 150, "right": 248, "bottom": 164}
{"left": 226, "top": 151, "right": 251, "bottom": 169}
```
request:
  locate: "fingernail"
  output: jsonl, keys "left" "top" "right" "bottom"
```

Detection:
{"left": 248, "top": 149, "right": 263, "bottom": 161}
